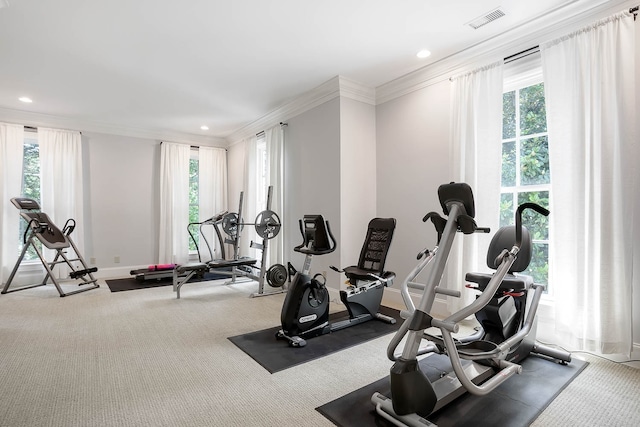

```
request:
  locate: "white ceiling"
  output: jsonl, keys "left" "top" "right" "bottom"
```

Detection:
{"left": 0, "top": 0, "right": 622, "bottom": 142}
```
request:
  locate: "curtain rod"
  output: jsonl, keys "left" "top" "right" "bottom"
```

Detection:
{"left": 504, "top": 46, "right": 540, "bottom": 64}
{"left": 23, "top": 125, "right": 82, "bottom": 135}
{"left": 159, "top": 141, "right": 227, "bottom": 151}
{"left": 449, "top": 45, "right": 540, "bottom": 81}
{"left": 631, "top": 5, "right": 638, "bottom": 20}
{"left": 256, "top": 122, "right": 288, "bottom": 137}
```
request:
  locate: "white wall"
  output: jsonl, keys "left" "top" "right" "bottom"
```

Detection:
{"left": 375, "top": 80, "right": 452, "bottom": 311}
{"left": 83, "top": 132, "right": 160, "bottom": 276}
{"left": 226, "top": 140, "right": 245, "bottom": 216}
{"left": 282, "top": 98, "right": 342, "bottom": 284}
{"left": 338, "top": 97, "right": 377, "bottom": 274}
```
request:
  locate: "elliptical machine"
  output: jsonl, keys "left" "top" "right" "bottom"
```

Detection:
{"left": 371, "top": 182, "right": 571, "bottom": 426}
{"left": 277, "top": 215, "right": 397, "bottom": 347}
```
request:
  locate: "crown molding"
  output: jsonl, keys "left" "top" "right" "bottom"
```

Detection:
{"left": 225, "top": 75, "right": 375, "bottom": 145}
{"left": 0, "top": 107, "right": 227, "bottom": 147}
{"left": 338, "top": 76, "right": 376, "bottom": 105}
{"left": 375, "top": 0, "right": 632, "bottom": 105}
{"left": 225, "top": 76, "right": 340, "bottom": 145}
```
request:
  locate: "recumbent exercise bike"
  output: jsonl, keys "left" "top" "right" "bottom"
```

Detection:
{"left": 277, "top": 215, "right": 397, "bottom": 347}
{"left": 371, "top": 182, "right": 571, "bottom": 427}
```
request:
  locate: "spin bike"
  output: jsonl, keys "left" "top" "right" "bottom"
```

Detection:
{"left": 276, "top": 215, "right": 397, "bottom": 347}
{"left": 371, "top": 182, "right": 571, "bottom": 427}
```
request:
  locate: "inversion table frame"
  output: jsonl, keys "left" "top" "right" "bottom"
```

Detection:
{"left": 2, "top": 198, "right": 99, "bottom": 297}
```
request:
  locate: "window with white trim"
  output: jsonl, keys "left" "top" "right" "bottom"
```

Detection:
{"left": 188, "top": 148, "right": 199, "bottom": 252}
{"left": 19, "top": 131, "right": 41, "bottom": 261}
{"left": 501, "top": 70, "right": 551, "bottom": 291}
{"left": 255, "top": 135, "right": 268, "bottom": 210}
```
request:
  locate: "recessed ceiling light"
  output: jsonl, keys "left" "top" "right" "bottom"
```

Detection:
{"left": 200, "top": 125, "right": 209, "bottom": 130}
{"left": 417, "top": 50, "right": 431, "bottom": 59}
{"left": 19, "top": 96, "right": 33, "bottom": 103}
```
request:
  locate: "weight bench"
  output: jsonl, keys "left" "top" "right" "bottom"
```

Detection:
{"left": 172, "top": 258, "right": 257, "bottom": 299}
{"left": 2, "top": 198, "right": 99, "bottom": 297}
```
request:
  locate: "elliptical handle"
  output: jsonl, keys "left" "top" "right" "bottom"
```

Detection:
{"left": 515, "top": 203, "right": 549, "bottom": 247}
{"left": 422, "top": 211, "right": 446, "bottom": 244}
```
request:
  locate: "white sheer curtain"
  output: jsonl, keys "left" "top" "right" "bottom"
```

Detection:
{"left": 240, "top": 136, "right": 258, "bottom": 259}
{"left": 541, "top": 11, "right": 636, "bottom": 355}
{"left": 446, "top": 62, "right": 503, "bottom": 313}
{"left": 0, "top": 123, "right": 24, "bottom": 284}
{"left": 264, "top": 124, "right": 284, "bottom": 266}
{"left": 198, "top": 146, "right": 228, "bottom": 260}
{"left": 239, "top": 125, "right": 284, "bottom": 265}
{"left": 39, "top": 127, "right": 85, "bottom": 277}
{"left": 158, "top": 142, "right": 190, "bottom": 265}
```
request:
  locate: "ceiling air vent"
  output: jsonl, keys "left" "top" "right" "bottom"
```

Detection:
{"left": 467, "top": 7, "right": 506, "bottom": 30}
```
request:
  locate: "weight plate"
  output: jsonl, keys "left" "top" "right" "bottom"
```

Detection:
{"left": 266, "top": 263, "right": 288, "bottom": 287}
{"left": 221, "top": 212, "right": 241, "bottom": 237}
{"left": 255, "top": 209, "right": 281, "bottom": 240}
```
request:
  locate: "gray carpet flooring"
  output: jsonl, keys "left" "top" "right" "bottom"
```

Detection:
{"left": 0, "top": 278, "right": 638, "bottom": 426}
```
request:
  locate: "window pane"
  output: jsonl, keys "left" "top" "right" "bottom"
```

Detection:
{"left": 501, "top": 141, "right": 516, "bottom": 187}
{"left": 520, "top": 136, "right": 550, "bottom": 185}
{"left": 189, "top": 158, "right": 199, "bottom": 251}
{"left": 502, "top": 91, "right": 516, "bottom": 139}
{"left": 20, "top": 141, "right": 41, "bottom": 260}
{"left": 517, "top": 191, "right": 549, "bottom": 240}
{"left": 256, "top": 139, "right": 268, "bottom": 209}
{"left": 500, "top": 193, "right": 514, "bottom": 227}
{"left": 519, "top": 83, "right": 547, "bottom": 136}
{"left": 524, "top": 242, "right": 548, "bottom": 286}
{"left": 22, "top": 142, "right": 40, "bottom": 203}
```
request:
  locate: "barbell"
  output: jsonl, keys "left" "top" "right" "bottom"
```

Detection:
{"left": 221, "top": 209, "right": 282, "bottom": 240}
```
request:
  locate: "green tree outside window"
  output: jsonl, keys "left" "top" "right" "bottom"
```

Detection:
{"left": 500, "top": 82, "right": 551, "bottom": 288}
{"left": 189, "top": 157, "right": 199, "bottom": 252}
{"left": 19, "top": 140, "right": 42, "bottom": 260}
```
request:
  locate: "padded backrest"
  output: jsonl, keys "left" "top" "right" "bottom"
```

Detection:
{"left": 19, "top": 212, "right": 69, "bottom": 249}
{"left": 11, "top": 197, "right": 70, "bottom": 250}
{"left": 486, "top": 225, "right": 532, "bottom": 273}
{"left": 302, "top": 215, "right": 332, "bottom": 252}
{"left": 357, "top": 218, "right": 396, "bottom": 274}
{"left": 294, "top": 215, "right": 336, "bottom": 255}
{"left": 438, "top": 182, "right": 475, "bottom": 218}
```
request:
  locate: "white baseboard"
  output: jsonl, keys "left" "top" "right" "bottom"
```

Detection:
{"left": 94, "top": 265, "right": 143, "bottom": 280}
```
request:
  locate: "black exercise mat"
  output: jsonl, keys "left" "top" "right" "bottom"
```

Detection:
{"left": 317, "top": 353, "right": 588, "bottom": 427}
{"left": 106, "top": 271, "right": 229, "bottom": 292}
{"left": 228, "top": 306, "right": 402, "bottom": 373}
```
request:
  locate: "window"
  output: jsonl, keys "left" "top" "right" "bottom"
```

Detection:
{"left": 501, "top": 81, "right": 551, "bottom": 289}
{"left": 19, "top": 132, "right": 41, "bottom": 260}
{"left": 188, "top": 149, "right": 199, "bottom": 252}
{"left": 255, "top": 135, "right": 268, "bottom": 210}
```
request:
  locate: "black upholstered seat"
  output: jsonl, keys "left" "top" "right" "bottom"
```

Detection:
{"left": 465, "top": 225, "right": 534, "bottom": 292}
{"left": 343, "top": 218, "right": 396, "bottom": 283}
